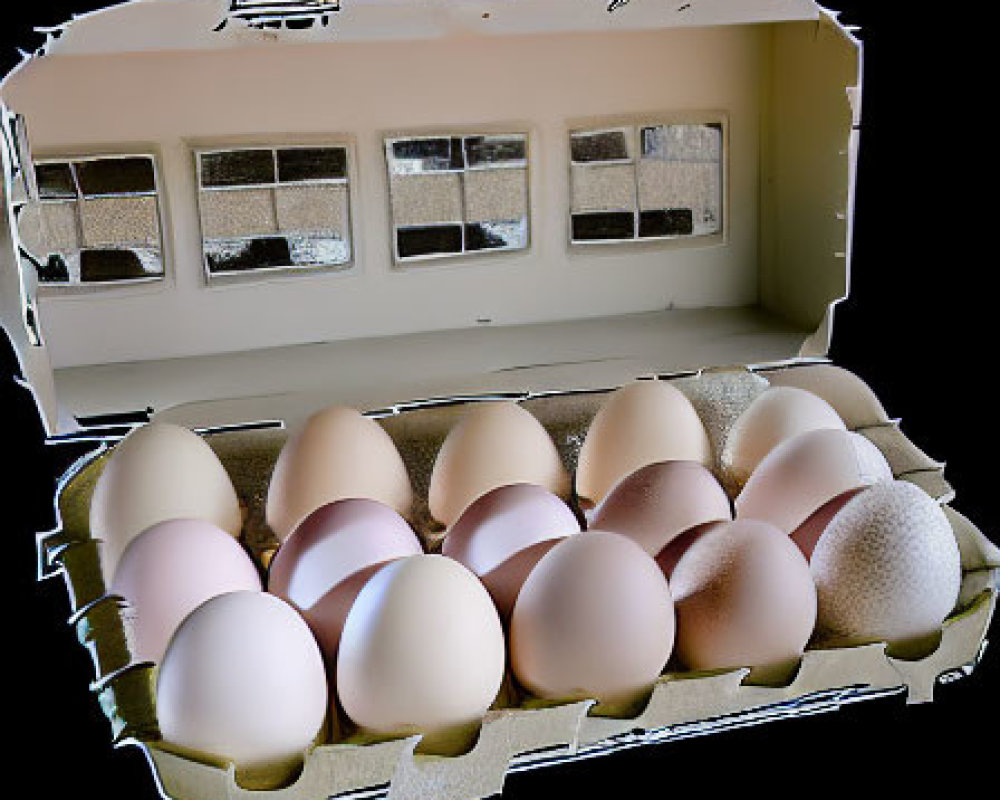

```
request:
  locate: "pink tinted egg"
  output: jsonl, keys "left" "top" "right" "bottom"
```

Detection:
{"left": 268, "top": 498, "right": 423, "bottom": 663}
{"left": 590, "top": 461, "right": 731, "bottom": 559}
{"left": 443, "top": 483, "right": 581, "bottom": 617}
{"left": 110, "top": 518, "right": 261, "bottom": 664}
{"left": 671, "top": 519, "right": 816, "bottom": 676}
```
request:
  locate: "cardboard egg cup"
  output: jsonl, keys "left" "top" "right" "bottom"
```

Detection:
{"left": 3, "top": 2, "right": 998, "bottom": 798}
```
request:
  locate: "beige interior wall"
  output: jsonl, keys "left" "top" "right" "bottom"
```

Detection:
{"left": 2, "top": 25, "right": 767, "bottom": 369}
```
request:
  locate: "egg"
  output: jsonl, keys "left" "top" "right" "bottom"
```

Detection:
{"left": 267, "top": 498, "right": 423, "bottom": 663}
{"left": 443, "top": 483, "right": 581, "bottom": 617}
{"left": 735, "top": 428, "right": 892, "bottom": 534}
{"left": 670, "top": 520, "right": 816, "bottom": 676}
{"left": 721, "top": 386, "right": 845, "bottom": 490}
{"left": 576, "top": 381, "right": 711, "bottom": 508}
{"left": 590, "top": 461, "right": 731, "bottom": 559}
{"left": 267, "top": 406, "right": 413, "bottom": 541}
{"left": 811, "top": 481, "right": 961, "bottom": 647}
{"left": 156, "top": 591, "right": 327, "bottom": 777}
{"left": 790, "top": 489, "right": 865, "bottom": 560}
{"left": 762, "top": 364, "right": 890, "bottom": 430}
{"left": 336, "top": 555, "right": 505, "bottom": 736}
{"left": 110, "top": 519, "right": 261, "bottom": 663}
{"left": 90, "top": 422, "right": 242, "bottom": 581}
{"left": 429, "top": 402, "right": 569, "bottom": 528}
{"left": 510, "top": 531, "right": 674, "bottom": 705}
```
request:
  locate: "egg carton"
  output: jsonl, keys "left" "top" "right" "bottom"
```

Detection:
{"left": 37, "top": 365, "right": 1000, "bottom": 800}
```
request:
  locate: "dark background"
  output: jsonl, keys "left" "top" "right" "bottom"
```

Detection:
{"left": 3, "top": 2, "right": 995, "bottom": 798}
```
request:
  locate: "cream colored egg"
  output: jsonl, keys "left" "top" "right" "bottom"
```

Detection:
{"left": 336, "top": 555, "right": 505, "bottom": 736}
{"left": 510, "top": 531, "right": 674, "bottom": 705}
{"left": 156, "top": 591, "right": 327, "bottom": 776}
{"left": 111, "top": 519, "right": 262, "bottom": 664}
{"left": 762, "top": 364, "right": 890, "bottom": 430}
{"left": 735, "top": 428, "right": 892, "bottom": 534}
{"left": 267, "top": 406, "right": 414, "bottom": 541}
{"left": 90, "top": 422, "right": 242, "bottom": 581}
{"left": 671, "top": 520, "right": 816, "bottom": 675}
{"left": 576, "top": 381, "right": 712, "bottom": 508}
{"left": 721, "top": 386, "right": 845, "bottom": 490}
{"left": 811, "top": 481, "right": 961, "bottom": 647}
{"left": 428, "top": 402, "right": 569, "bottom": 528}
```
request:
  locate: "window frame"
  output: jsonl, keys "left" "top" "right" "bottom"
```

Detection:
{"left": 567, "top": 114, "right": 728, "bottom": 248}
{"left": 384, "top": 131, "right": 531, "bottom": 266}
{"left": 30, "top": 151, "right": 168, "bottom": 293}
{"left": 194, "top": 141, "right": 357, "bottom": 283}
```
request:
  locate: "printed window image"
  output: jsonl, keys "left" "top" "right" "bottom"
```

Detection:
{"left": 385, "top": 133, "right": 528, "bottom": 262}
{"left": 17, "top": 155, "right": 164, "bottom": 285}
{"left": 197, "top": 145, "right": 352, "bottom": 276}
{"left": 570, "top": 122, "right": 723, "bottom": 244}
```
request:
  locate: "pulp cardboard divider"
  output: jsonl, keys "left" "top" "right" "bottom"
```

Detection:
{"left": 39, "top": 366, "right": 1000, "bottom": 800}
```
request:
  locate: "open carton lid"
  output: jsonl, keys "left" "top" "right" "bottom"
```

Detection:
{"left": 0, "top": 0, "right": 861, "bottom": 436}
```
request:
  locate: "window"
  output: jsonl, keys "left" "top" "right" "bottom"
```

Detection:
{"left": 385, "top": 133, "right": 528, "bottom": 262}
{"left": 17, "top": 155, "right": 164, "bottom": 285}
{"left": 196, "top": 145, "right": 352, "bottom": 276}
{"left": 569, "top": 122, "right": 723, "bottom": 244}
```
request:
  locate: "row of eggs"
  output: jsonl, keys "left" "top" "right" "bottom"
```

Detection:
{"left": 90, "top": 376, "right": 963, "bottom": 775}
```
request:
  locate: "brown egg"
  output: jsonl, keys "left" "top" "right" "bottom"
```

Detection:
{"left": 590, "top": 461, "right": 731, "bottom": 559}
{"left": 267, "top": 498, "right": 423, "bottom": 664}
{"left": 671, "top": 520, "right": 817, "bottom": 677}
{"left": 735, "top": 428, "right": 892, "bottom": 534}
{"left": 443, "top": 483, "right": 581, "bottom": 618}
{"left": 577, "top": 381, "right": 712, "bottom": 508}
{"left": 721, "top": 386, "right": 845, "bottom": 490}
{"left": 266, "top": 406, "right": 414, "bottom": 541}
{"left": 510, "top": 531, "right": 674, "bottom": 705}
{"left": 429, "top": 402, "right": 570, "bottom": 528}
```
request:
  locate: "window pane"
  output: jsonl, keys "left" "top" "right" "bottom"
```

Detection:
{"left": 205, "top": 236, "right": 292, "bottom": 273}
{"left": 638, "top": 209, "right": 694, "bottom": 238}
{"left": 35, "top": 163, "right": 76, "bottom": 199}
{"left": 80, "top": 247, "right": 161, "bottom": 282}
{"left": 570, "top": 130, "right": 630, "bottom": 163}
{"left": 75, "top": 157, "right": 156, "bottom": 196}
{"left": 201, "top": 150, "right": 275, "bottom": 187}
{"left": 287, "top": 234, "right": 350, "bottom": 267}
{"left": 640, "top": 123, "right": 721, "bottom": 162}
{"left": 390, "top": 138, "right": 462, "bottom": 173}
{"left": 571, "top": 211, "right": 635, "bottom": 241}
{"left": 464, "top": 135, "right": 526, "bottom": 169}
{"left": 570, "top": 163, "right": 636, "bottom": 214}
{"left": 465, "top": 220, "right": 526, "bottom": 252}
{"left": 397, "top": 225, "right": 463, "bottom": 258}
{"left": 277, "top": 147, "right": 348, "bottom": 182}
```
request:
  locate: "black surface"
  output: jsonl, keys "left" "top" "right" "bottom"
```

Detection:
{"left": 2, "top": 4, "right": 996, "bottom": 800}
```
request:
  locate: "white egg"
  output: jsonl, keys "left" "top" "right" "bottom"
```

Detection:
{"left": 156, "top": 591, "right": 327, "bottom": 774}
{"left": 811, "top": 481, "right": 962, "bottom": 647}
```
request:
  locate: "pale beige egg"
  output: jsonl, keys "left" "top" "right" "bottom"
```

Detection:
{"left": 721, "top": 386, "right": 845, "bottom": 490}
{"left": 576, "top": 381, "right": 711, "bottom": 508}
{"left": 428, "top": 402, "right": 569, "bottom": 528}
{"left": 267, "top": 406, "right": 414, "bottom": 541}
{"left": 762, "top": 364, "right": 890, "bottom": 430}
{"left": 510, "top": 531, "right": 674, "bottom": 705}
{"left": 90, "top": 422, "right": 242, "bottom": 581}
{"left": 735, "top": 428, "right": 892, "bottom": 534}
{"left": 156, "top": 591, "right": 327, "bottom": 778}
{"left": 811, "top": 481, "right": 961, "bottom": 648}
{"left": 671, "top": 520, "right": 816, "bottom": 676}
{"left": 336, "top": 555, "right": 506, "bottom": 736}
